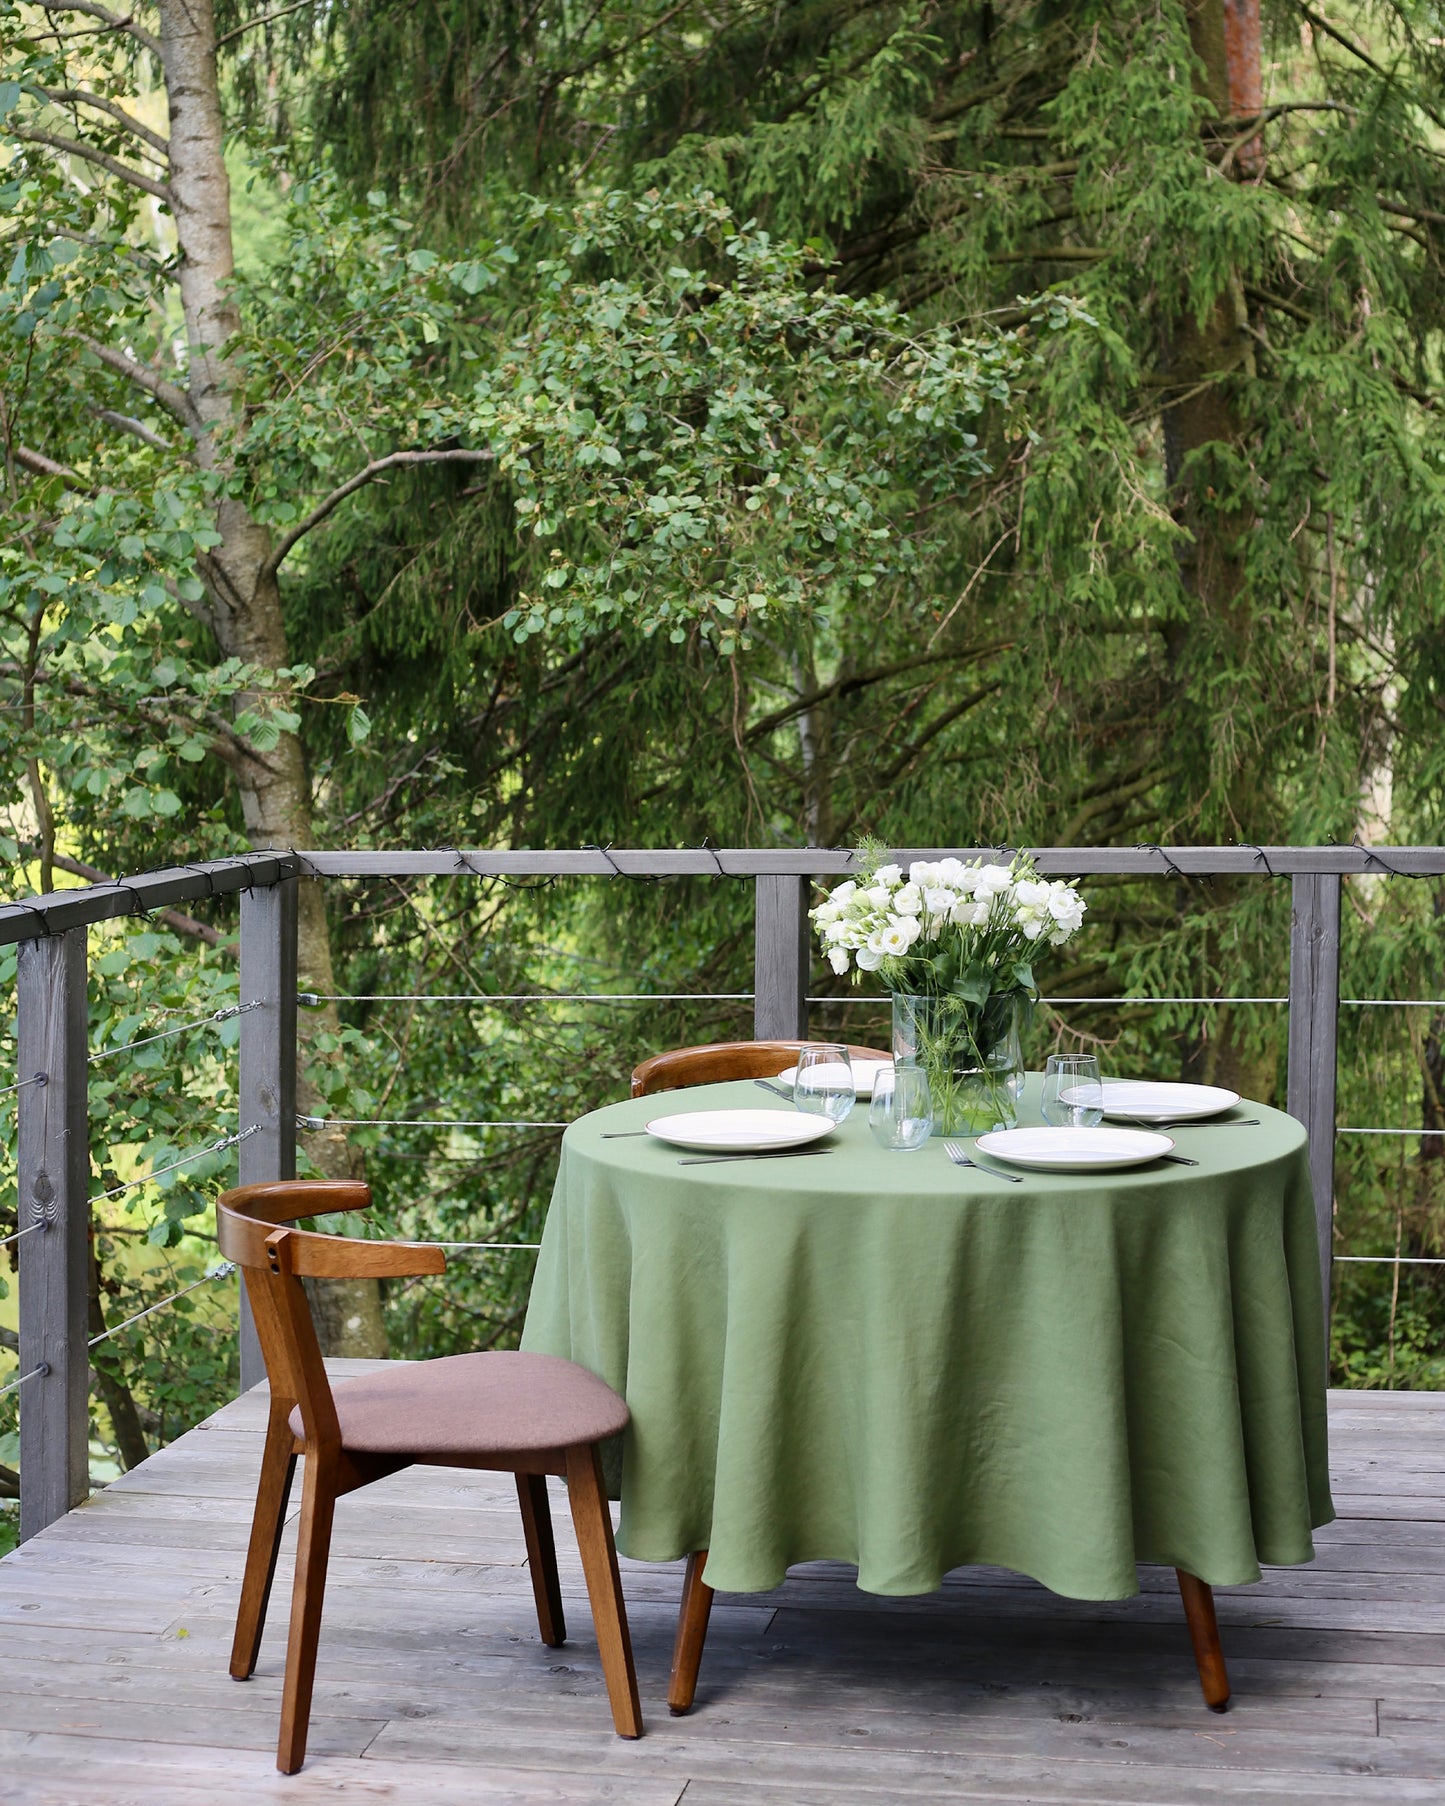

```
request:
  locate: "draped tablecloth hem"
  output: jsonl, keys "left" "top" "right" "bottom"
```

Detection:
{"left": 612, "top": 1534, "right": 1329, "bottom": 1600}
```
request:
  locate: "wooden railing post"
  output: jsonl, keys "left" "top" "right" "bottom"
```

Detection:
{"left": 16, "top": 927, "right": 90, "bottom": 1540}
{"left": 1287, "top": 872, "right": 1341, "bottom": 1344}
{"left": 753, "top": 875, "right": 809, "bottom": 1041}
{"left": 237, "top": 877, "right": 297, "bottom": 1391}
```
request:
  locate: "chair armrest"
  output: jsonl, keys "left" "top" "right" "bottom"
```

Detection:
{"left": 278, "top": 1230, "right": 446, "bottom": 1281}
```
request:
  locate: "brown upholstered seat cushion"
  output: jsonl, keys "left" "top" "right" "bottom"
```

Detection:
{"left": 287, "top": 1351, "right": 629, "bottom": 1459}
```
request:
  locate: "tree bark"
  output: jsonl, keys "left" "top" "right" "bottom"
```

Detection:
{"left": 88, "top": 1245, "right": 150, "bottom": 1473}
{"left": 155, "top": 0, "right": 385, "bottom": 1356}
{"left": 1165, "top": 1, "right": 1273, "bottom": 1101}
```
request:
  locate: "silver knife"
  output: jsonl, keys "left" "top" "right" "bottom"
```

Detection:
{"left": 678, "top": 1148, "right": 831, "bottom": 1166}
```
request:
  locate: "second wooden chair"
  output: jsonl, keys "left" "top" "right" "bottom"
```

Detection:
{"left": 631, "top": 1038, "right": 892, "bottom": 1097}
{"left": 216, "top": 1180, "right": 642, "bottom": 1773}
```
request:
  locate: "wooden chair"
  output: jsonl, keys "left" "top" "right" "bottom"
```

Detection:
{"left": 631, "top": 1038, "right": 893, "bottom": 1098}
{"left": 216, "top": 1180, "right": 642, "bottom": 1773}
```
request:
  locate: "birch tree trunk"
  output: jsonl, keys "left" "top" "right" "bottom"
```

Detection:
{"left": 156, "top": 0, "right": 384, "bottom": 1356}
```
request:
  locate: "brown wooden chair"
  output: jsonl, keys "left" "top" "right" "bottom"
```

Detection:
{"left": 631, "top": 1038, "right": 893, "bottom": 1098}
{"left": 216, "top": 1180, "right": 642, "bottom": 1773}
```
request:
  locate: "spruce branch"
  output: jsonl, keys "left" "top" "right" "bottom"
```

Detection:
{"left": 215, "top": 0, "right": 313, "bottom": 49}
{"left": 990, "top": 246, "right": 1108, "bottom": 265}
{"left": 1296, "top": 3, "right": 1445, "bottom": 133}
{"left": 747, "top": 645, "right": 1011, "bottom": 743}
{"left": 1377, "top": 197, "right": 1445, "bottom": 228}
{"left": 261, "top": 448, "right": 497, "bottom": 579}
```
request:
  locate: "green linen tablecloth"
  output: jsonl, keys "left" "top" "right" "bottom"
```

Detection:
{"left": 521, "top": 1077, "right": 1333, "bottom": 1600}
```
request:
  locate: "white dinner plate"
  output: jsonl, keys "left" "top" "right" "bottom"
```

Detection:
{"left": 776, "top": 1058, "right": 893, "bottom": 1099}
{"left": 1099, "top": 1081, "right": 1240, "bottom": 1123}
{"left": 974, "top": 1126, "right": 1175, "bottom": 1172}
{"left": 645, "top": 1109, "right": 836, "bottom": 1153}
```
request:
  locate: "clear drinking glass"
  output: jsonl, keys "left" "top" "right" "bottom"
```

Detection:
{"left": 1042, "top": 1053, "right": 1104, "bottom": 1127}
{"left": 868, "top": 1065, "right": 933, "bottom": 1150}
{"left": 793, "top": 1043, "right": 855, "bottom": 1125}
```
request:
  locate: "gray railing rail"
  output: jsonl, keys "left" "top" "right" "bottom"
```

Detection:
{"left": 3, "top": 842, "right": 1439, "bottom": 1537}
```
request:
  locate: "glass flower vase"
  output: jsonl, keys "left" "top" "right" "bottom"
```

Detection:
{"left": 890, "top": 992, "right": 1022, "bottom": 1137}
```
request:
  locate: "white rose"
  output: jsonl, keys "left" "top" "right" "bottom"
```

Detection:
{"left": 1013, "top": 879, "right": 1049, "bottom": 908}
{"left": 856, "top": 946, "right": 883, "bottom": 971}
{"left": 832, "top": 881, "right": 857, "bottom": 903}
{"left": 973, "top": 863, "right": 1013, "bottom": 896}
{"left": 874, "top": 863, "right": 902, "bottom": 887}
{"left": 1020, "top": 919, "right": 1046, "bottom": 941}
{"left": 864, "top": 885, "right": 891, "bottom": 909}
{"left": 1047, "top": 883, "right": 1083, "bottom": 921}
{"left": 967, "top": 898, "right": 993, "bottom": 926}
{"left": 823, "top": 920, "right": 849, "bottom": 944}
{"left": 923, "top": 885, "right": 957, "bottom": 914}
{"left": 828, "top": 947, "right": 851, "bottom": 974}
{"left": 893, "top": 883, "right": 922, "bottom": 916}
{"left": 937, "top": 857, "right": 967, "bottom": 885}
{"left": 877, "top": 920, "right": 919, "bottom": 957}
{"left": 909, "top": 860, "right": 939, "bottom": 887}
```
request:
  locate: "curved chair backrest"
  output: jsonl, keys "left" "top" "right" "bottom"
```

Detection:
{"left": 216, "top": 1181, "right": 445, "bottom": 1451}
{"left": 630, "top": 1039, "right": 893, "bottom": 1098}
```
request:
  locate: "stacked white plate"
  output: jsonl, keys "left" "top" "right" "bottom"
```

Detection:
{"left": 775, "top": 1058, "right": 893, "bottom": 1099}
{"left": 646, "top": 1109, "right": 835, "bottom": 1153}
{"left": 1099, "top": 1081, "right": 1239, "bottom": 1123}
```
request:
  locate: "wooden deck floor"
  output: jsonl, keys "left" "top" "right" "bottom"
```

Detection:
{"left": 1, "top": 1369, "right": 1442, "bottom": 1805}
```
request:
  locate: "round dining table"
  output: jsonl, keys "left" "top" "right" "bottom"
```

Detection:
{"left": 521, "top": 1074, "right": 1334, "bottom": 1698}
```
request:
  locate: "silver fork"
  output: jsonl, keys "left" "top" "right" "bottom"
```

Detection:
{"left": 943, "top": 1140, "right": 1023, "bottom": 1183}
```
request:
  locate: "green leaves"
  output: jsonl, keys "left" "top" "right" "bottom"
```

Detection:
{"left": 473, "top": 189, "right": 1071, "bottom": 647}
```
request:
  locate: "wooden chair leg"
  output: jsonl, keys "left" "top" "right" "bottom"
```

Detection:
{"left": 516, "top": 1471, "right": 566, "bottom": 1647}
{"left": 565, "top": 1443, "right": 642, "bottom": 1739}
{"left": 276, "top": 1455, "right": 339, "bottom": 1774}
{"left": 1176, "top": 1569, "right": 1230, "bottom": 1712}
{"left": 668, "top": 1549, "right": 715, "bottom": 1715}
{"left": 230, "top": 1402, "right": 298, "bottom": 1681}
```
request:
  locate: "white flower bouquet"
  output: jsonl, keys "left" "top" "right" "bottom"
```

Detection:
{"left": 810, "top": 852, "right": 1088, "bottom": 1134}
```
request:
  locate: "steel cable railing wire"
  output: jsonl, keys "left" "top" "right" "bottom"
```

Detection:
{"left": 88, "top": 1001, "right": 260, "bottom": 1065}
{"left": 301, "top": 991, "right": 753, "bottom": 1005}
{"left": 91, "top": 1125, "right": 257, "bottom": 1203}
{"left": 0, "top": 1361, "right": 48, "bottom": 1401}
{"left": 0, "top": 1071, "right": 47, "bottom": 1098}
{"left": 298, "top": 1114, "right": 565, "bottom": 1131}
{"left": 87, "top": 1261, "right": 236, "bottom": 1350}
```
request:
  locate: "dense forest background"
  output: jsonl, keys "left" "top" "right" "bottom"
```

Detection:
{"left": 3, "top": 0, "right": 1445, "bottom": 1519}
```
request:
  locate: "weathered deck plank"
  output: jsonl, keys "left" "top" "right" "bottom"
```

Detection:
{"left": 1, "top": 1383, "right": 1441, "bottom": 1803}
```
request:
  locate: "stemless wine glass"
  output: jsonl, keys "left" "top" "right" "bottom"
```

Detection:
{"left": 1042, "top": 1053, "right": 1104, "bottom": 1127}
{"left": 793, "top": 1043, "right": 855, "bottom": 1126}
{"left": 868, "top": 1065, "right": 933, "bottom": 1150}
